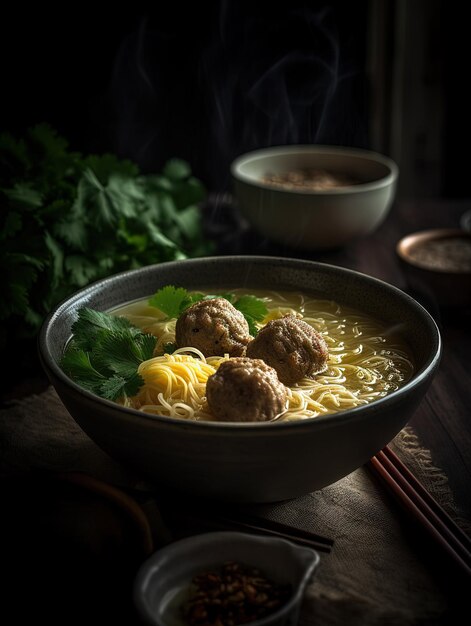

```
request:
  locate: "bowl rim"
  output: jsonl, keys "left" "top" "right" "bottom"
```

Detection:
{"left": 133, "top": 530, "right": 320, "bottom": 626}
{"left": 38, "top": 255, "right": 441, "bottom": 432}
{"left": 396, "top": 228, "right": 471, "bottom": 275}
{"left": 230, "top": 144, "right": 399, "bottom": 195}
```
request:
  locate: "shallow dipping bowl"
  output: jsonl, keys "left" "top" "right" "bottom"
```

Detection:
{"left": 396, "top": 228, "right": 471, "bottom": 310}
{"left": 39, "top": 256, "right": 440, "bottom": 502}
{"left": 134, "top": 531, "right": 320, "bottom": 626}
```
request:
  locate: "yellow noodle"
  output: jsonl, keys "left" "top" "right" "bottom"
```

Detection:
{"left": 115, "top": 289, "right": 414, "bottom": 421}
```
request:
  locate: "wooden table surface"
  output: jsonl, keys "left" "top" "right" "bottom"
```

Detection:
{"left": 205, "top": 195, "right": 471, "bottom": 520}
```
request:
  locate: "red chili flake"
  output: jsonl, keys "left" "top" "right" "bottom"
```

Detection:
{"left": 181, "top": 561, "right": 292, "bottom": 626}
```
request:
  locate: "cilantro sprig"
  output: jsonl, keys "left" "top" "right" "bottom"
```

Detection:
{"left": 0, "top": 124, "right": 212, "bottom": 349}
{"left": 148, "top": 286, "right": 197, "bottom": 319}
{"left": 228, "top": 295, "right": 268, "bottom": 336}
{"left": 61, "top": 308, "right": 156, "bottom": 401}
{"left": 148, "top": 286, "right": 268, "bottom": 336}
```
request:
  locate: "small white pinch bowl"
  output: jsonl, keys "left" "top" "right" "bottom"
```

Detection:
{"left": 134, "top": 531, "right": 320, "bottom": 626}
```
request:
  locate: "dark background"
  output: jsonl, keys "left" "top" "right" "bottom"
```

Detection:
{"left": 1, "top": 1, "right": 468, "bottom": 196}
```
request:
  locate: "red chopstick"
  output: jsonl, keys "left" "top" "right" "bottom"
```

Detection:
{"left": 368, "top": 446, "right": 471, "bottom": 577}
{"left": 382, "top": 446, "right": 471, "bottom": 552}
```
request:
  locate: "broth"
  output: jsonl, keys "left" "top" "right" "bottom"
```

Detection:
{"left": 112, "top": 289, "right": 414, "bottom": 422}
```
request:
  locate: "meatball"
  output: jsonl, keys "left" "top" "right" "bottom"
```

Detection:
{"left": 206, "top": 358, "right": 287, "bottom": 422}
{"left": 175, "top": 298, "right": 251, "bottom": 357}
{"left": 246, "top": 315, "right": 328, "bottom": 386}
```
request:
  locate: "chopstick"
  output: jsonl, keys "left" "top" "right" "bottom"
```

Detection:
{"left": 368, "top": 446, "right": 471, "bottom": 577}
{"left": 159, "top": 499, "right": 333, "bottom": 554}
{"left": 210, "top": 513, "right": 333, "bottom": 553}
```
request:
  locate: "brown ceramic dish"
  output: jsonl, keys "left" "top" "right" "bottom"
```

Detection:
{"left": 39, "top": 256, "right": 441, "bottom": 502}
{"left": 396, "top": 229, "right": 471, "bottom": 310}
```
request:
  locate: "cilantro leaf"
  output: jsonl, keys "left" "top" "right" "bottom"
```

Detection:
{"left": 0, "top": 252, "right": 43, "bottom": 320}
{"left": 183, "top": 292, "right": 206, "bottom": 308}
{"left": 163, "top": 158, "right": 191, "bottom": 181}
{"left": 0, "top": 283, "right": 29, "bottom": 320}
{"left": 61, "top": 307, "right": 157, "bottom": 402}
{"left": 100, "top": 372, "right": 144, "bottom": 401}
{"left": 29, "top": 123, "right": 70, "bottom": 159}
{"left": 61, "top": 346, "right": 107, "bottom": 395}
{"left": 173, "top": 205, "right": 203, "bottom": 239}
{"left": 233, "top": 296, "right": 268, "bottom": 336}
{"left": 245, "top": 316, "right": 259, "bottom": 337}
{"left": 65, "top": 255, "right": 101, "bottom": 287}
{"left": 54, "top": 216, "right": 88, "bottom": 250}
{"left": 233, "top": 295, "right": 268, "bottom": 323}
{"left": 148, "top": 286, "right": 190, "bottom": 318}
{"left": 99, "top": 375, "right": 129, "bottom": 400}
{"left": 148, "top": 285, "right": 268, "bottom": 336}
{"left": 71, "top": 308, "right": 138, "bottom": 351}
{"left": 2, "top": 183, "right": 43, "bottom": 209}
{"left": 82, "top": 154, "right": 139, "bottom": 184}
{"left": 44, "top": 231, "right": 64, "bottom": 288}
{"left": 92, "top": 330, "right": 156, "bottom": 379}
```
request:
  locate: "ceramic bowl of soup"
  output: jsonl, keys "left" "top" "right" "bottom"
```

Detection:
{"left": 39, "top": 256, "right": 440, "bottom": 502}
{"left": 231, "top": 145, "right": 398, "bottom": 250}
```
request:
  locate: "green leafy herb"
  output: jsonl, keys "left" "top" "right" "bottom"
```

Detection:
{"left": 148, "top": 286, "right": 268, "bottom": 335}
{"left": 61, "top": 307, "right": 157, "bottom": 401}
{"left": 163, "top": 342, "right": 177, "bottom": 354}
{"left": 148, "top": 286, "right": 193, "bottom": 319}
{"left": 70, "top": 307, "right": 139, "bottom": 351}
{"left": 0, "top": 124, "right": 213, "bottom": 349}
{"left": 61, "top": 348, "right": 107, "bottom": 396}
{"left": 232, "top": 295, "right": 268, "bottom": 336}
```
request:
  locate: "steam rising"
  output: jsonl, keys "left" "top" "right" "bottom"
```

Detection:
{"left": 109, "top": 2, "right": 368, "bottom": 189}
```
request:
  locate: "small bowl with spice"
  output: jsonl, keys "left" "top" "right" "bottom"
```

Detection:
{"left": 396, "top": 228, "right": 471, "bottom": 311}
{"left": 231, "top": 145, "right": 398, "bottom": 250}
{"left": 133, "top": 531, "right": 320, "bottom": 626}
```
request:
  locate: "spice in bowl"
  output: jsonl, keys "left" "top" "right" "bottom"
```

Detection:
{"left": 182, "top": 561, "right": 292, "bottom": 626}
{"left": 406, "top": 236, "right": 471, "bottom": 272}
{"left": 261, "top": 169, "right": 359, "bottom": 191}
{"left": 396, "top": 229, "right": 471, "bottom": 310}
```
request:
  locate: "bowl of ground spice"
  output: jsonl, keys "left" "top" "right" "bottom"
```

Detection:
{"left": 231, "top": 145, "right": 398, "bottom": 250}
{"left": 134, "top": 531, "right": 319, "bottom": 626}
{"left": 396, "top": 228, "right": 471, "bottom": 311}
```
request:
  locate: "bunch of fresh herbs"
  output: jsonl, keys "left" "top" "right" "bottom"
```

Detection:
{"left": 0, "top": 124, "right": 212, "bottom": 348}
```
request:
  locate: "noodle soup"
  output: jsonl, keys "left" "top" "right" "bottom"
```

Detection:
{"left": 112, "top": 289, "right": 414, "bottom": 422}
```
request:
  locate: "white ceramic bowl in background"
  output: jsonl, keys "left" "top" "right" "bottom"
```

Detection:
{"left": 231, "top": 145, "right": 398, "bottom": 250}
{"left": 134, "top": 531, "right": 320, "bottom": 626}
